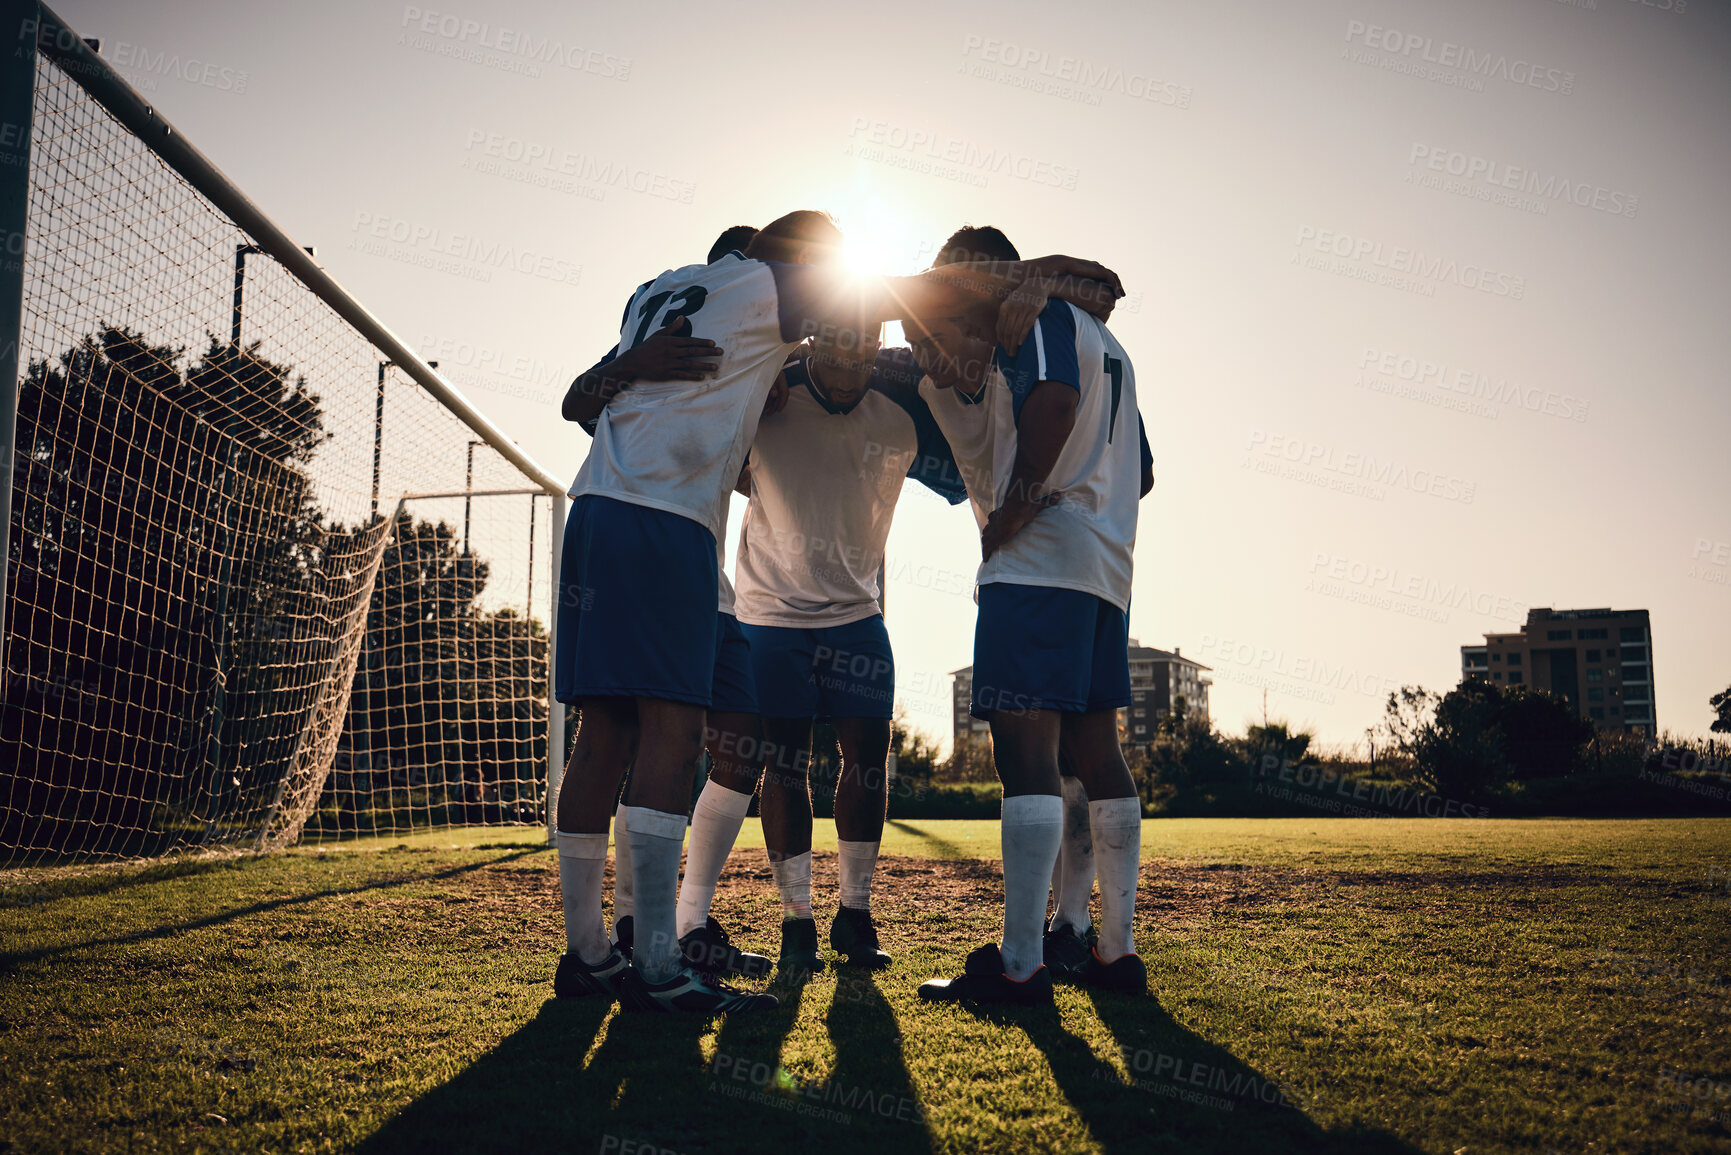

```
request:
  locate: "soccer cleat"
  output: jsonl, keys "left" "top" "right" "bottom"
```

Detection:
{"left": 618, "top": 963, "right": 779, "bottom": 1014}
{"left": 612, "top": 915, "right": 634, "bottom": 961}
{"left": 777, "top": 916, "right": 826, "bottom": 975}
{"left": 553, "top": 945, "right": 630, "bottom": 999}
{"left": 1078, "top": 947, "right": 1147, "bottom": 995}
{"left": 829, "top": 906, "right": 891, "bottom": 969}
{"left": 918, "top": 943, "right": 1054, "bottom": 1005}
{"left": 1041, "top": 920, "right": 1096, "bottom": 982}
{"left": 680, "top": 916, "right": 773, "bottom": 978}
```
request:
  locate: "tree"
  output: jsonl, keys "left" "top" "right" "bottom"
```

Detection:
{"left": 1712, "top": 685, "right": 1731, "bottom": 735}
{"left": 1, "top": 327, "right": 339, "bottom": 855}
{"left": 1381, "top": 682, "right": 1510, "bottom": 801}
{"left": 339, "top": 513, "right": 547, "bottom": 827}
{"left": 1496, "top": 686, "right": 1593, "bottom": 778}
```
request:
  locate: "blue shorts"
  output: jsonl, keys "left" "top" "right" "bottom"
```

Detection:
{"left": 970, "top": 583, "right": 1131, "bottom": 719}
{"left": 554, "top": 495, "right": 717, "bottom": 706}
{"left": 740, "top": 615, "right": 895, "bottom": 720}
{"left": 711, "top": 613, "right": 759, "bottom": 716}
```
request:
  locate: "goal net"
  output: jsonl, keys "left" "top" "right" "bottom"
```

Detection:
{"left": 0, "top": 13, "right": 565, "bottom": 863}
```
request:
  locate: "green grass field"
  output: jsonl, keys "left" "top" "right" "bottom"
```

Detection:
{"left": 3, "top": 818, "right": 1729, "bottom": 1154}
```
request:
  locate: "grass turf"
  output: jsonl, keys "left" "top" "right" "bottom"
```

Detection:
{"left": 1, "top": 818, "right": 1728, "bottom": 1154}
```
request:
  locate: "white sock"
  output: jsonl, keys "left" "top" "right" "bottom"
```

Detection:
{"left": 1000, "top": 794, "right": 1062, "bottom": 981}
{"left": 770, "top": 851, "right": 813, "bottom": 919}
{"left": 676, "top": 780, "right": 752, "bottom": 937}
{"left": 611, "top": 802, "right": 633, "bottom": 933}
{"left": 622, "top": 805, "right": 689, "bottom": 983}
{"left": 1090, "top": 797, "right": 1142, "bottom": 962}
{"left": 837, "top": 840, "right": 880, "bottom": 913}
{"left": 1050, "top": 776, "right": 1094, "bottom": 934}
{"left": 557, "top": 830, "right": 610, "bottom": 964}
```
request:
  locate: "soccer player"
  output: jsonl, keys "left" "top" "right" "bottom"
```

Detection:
{"left": 909, "top": 226, "right": 1153, "bottom": 1005}
{"left": 674, "top": 329, "right": 966, "bottom": 976}
{"left": 560, "top": 226, "right": 779, "bottom": 985}
{"left": 549, "top": 210, "right": 1072, "bottom": 1013}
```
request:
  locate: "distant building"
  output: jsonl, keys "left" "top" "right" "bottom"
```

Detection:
{"left": 1460, "top": 607, "right": 1654, "bottom": 734}
{"left": 950, "top": 640, "right": 1212, "bottom": 750}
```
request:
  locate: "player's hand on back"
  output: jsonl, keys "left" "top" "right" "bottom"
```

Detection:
{"left": 625, "top": 316, "right": 723, "bottom": 382}
{"left": 980, "top": 491, "right": 1062, "bottom": 561}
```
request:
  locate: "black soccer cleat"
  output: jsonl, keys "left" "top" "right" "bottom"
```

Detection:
{"left": 829, "top": 906, "right": 891, "bottom": 969}
{"left": 777, "top": 916, "right": 826, "bottom": 976}
{"left": 619, "top": 962, "right": 779, "bottom": 1014}
{"left": 1079, "top": 947, "right": 1147, "bottom": 995}
{"left": 918, "top": 943, "right": 1054, "bottom": 1005}
{"left": 554, "top": 945, "right": 630, "bottom": 999}
{"left": 1041, "top": 920, "right": 1096, "bottom": 983}
{"left": 612, "top": 915, "right": 634, "bottom": 961}
{"left": 680, "top": 916, "right": 773, "bottom": 978}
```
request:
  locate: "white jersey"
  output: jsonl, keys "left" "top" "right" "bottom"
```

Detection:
{"left": 570, "top": 253, "right": 818, "bottom": 542}
{"left": 918, "top": 369, "right": 1008, "bottom": 531}
{"left": 733, "top": 350, "right": 959, "bottom": 628}
{"left": 979, "top": 301, "right": 1142, "bottom": 612}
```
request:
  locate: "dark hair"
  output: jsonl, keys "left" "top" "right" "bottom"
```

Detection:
{"left": 707, "top": 225, "right": 758, "bottom": 264}
{"left": 932, "top": 225, "right": 1019, "bottom": 267}
{"left": 743, "top": 210, "right": 842, "bottom": 264}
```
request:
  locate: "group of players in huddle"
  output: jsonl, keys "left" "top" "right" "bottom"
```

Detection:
{"left": 551, "top": 210, "right": 1151, "bottom": 1014}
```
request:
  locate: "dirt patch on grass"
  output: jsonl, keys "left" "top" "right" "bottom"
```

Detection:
{"left": 424, "top": 853, "right": 1616, "bottom": 939}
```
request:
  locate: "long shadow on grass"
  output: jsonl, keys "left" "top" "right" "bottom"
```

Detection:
{"left": 886, "top": 820, "right": 970, "bottom": 860}
{"left": 824, "top": 969, "right": 934, "bottom": 1150}
{"left": 361, "top": 979, "right": 826, "bottom": 1155}
{"left": 971, "top": 990, "right": 1419, "bottom": 1154}
{"left": 0, "top": 848, "right": 540, "bottom": 973}
{"left": 0, "top": 855, "right": 242, "bottom": 910}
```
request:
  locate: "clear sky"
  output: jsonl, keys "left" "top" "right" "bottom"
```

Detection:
{"left": 53, "top": 0, "right": 1731, "bottom": 750}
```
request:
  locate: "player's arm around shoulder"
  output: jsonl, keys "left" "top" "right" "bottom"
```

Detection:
{"left": 561, "top": 316, "right": 724, "bottom": 432}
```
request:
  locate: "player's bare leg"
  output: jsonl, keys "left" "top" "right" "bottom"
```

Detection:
{"left": 1060, "top": 708, "right": 1145, "bottom": 992}
{"left": 674, "top": 711, "right": 772, "bottom": 977}
{"left": 554, "top": 697, "right": 636, "bottom": 997}
{"left": 758, "top": 715, "right": 823, "bottom": 972}
{"left": 830, "top": 716, "right": 892, "bottom": 967}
